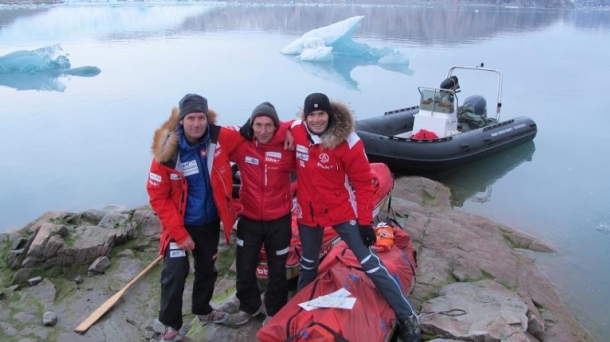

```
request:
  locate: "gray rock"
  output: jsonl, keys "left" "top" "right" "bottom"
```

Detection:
{"left": 143, "top": 329, "right": 155, "bottom": 339}
{"left": 0, "top": 291, "right": 3, "bottom": 299}
{"left": 80, "top": 209, "right": 104, "bottom": 225}
{"left": 0, "top": 321, "right": 18, "bottom": 335}
{"left": 27, "top": 276, "right": 43, "bottom": 286}
{"left": 117, "top": 249, "right": 135, "bottom": 258}
{"left": 42, "top": 311, "right": 58, "bottom": 326}
{"left": 22, "top": 211, "right": 69, "bottom": 235}
{"left": 27, "top": 223, "right": 68, "bottom": 262}
{"left": 11, "top": 268, "right": 32, "bottom": 285}
{"left": 152, "top": 319, "right": 165, "bottom": 333}
{"left": 43, "top": 234, "right": 65, "bottom": 259}
{"left": 13, "top": 312, "right": 37, "bottom": 324}
{"left": 99, "top": 211, "right": 129, "bottom": 228}
{"left": 133, "top": 208, "right": 161, "bottom": 240}
{"left": 8, "top": 284, "right": 20, "bottom": 292}
{"left": 11, "top": 236, "right": 28, "bottom": 250}
{"left": 88, "top": 256, "right": 111, "bottom": 274}
{"left": 7, "top": 248, "right": 24, "bottom": 269}
{"left": 21, "top": 256, "right": 40, "bottom": 268}
{"left": 421, "top": 279, "right": 529, "bottom": 341}
{"left": 74, "top": 275, "right": 85, "bottom": 284}
{"left": 527, "top": 310, "right": 545, "bottom": 338}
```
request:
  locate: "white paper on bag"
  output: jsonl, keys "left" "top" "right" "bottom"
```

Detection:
{"left": 298, "top": 288, "right": 357, "bottom": 311}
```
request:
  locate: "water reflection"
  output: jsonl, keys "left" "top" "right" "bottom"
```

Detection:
{"left": 423, "top": 141, "right": 536, "bottom": 207}
{"left": 2, "top": 5, "right": 608, "bottom": 48}
{"left": 285, "top": 55, "right": 413, "bottom": 90}
{"left": 176, "top": 5, "right": 588, "bottom": 44}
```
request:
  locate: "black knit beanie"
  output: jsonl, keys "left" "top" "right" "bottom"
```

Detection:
{"left": 303, "top": 93, "right": 333, "bottom": 130}
{"left": 178, "top": 94, "right": 208, "bottom": 121}
{"left": 250, "top": 102, "right": 279, "bottom": 127}
{"left": 304, "top": 93, "right": 332, "bottom": 117}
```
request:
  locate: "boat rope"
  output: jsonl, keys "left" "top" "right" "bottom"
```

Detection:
{"left": 418, "top": 308, "right": 467, "bottom": 320}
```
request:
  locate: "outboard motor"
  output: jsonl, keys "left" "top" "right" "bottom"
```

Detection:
{"left": 463, "top": 95, "right": 487, "bottom": 117}
{"left": 440, "top": 76, "right": 460, "bottom": 93}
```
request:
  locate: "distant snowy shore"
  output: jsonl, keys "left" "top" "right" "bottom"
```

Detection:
{"left": 0, "top": 0, "right": 608, "bottom": 9}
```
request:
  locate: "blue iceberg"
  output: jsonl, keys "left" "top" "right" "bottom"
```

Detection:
{"left": 281, "top": 16, "right": 411, "bottom": 89}
{"left": 0, "top": 45, "right": 101, "bottom": 92}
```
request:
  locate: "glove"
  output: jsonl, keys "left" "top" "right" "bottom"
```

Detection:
{"left": 359, "top": 224, "right": 377, "bottom": 247}
{"left": 239, "top": 118, "right": 253, "bottom": 140}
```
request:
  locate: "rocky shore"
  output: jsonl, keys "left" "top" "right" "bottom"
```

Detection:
{"left": 0, "top": 176, "right": 596, "bottom": 342}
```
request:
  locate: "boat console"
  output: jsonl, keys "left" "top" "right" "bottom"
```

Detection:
{"left": 412, "top": 86, "right": 460, "bottom": 138}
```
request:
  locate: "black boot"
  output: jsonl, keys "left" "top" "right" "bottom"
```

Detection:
{"left": 397, "top": 314, "right": 421, "bottom": 342}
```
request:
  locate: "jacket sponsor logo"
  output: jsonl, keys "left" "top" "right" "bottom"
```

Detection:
{"left": 265, "top": 151, "right": 282, "bottom": 159}
{"left": 170, "top": 250, "right": 186, "bottom": 258}
{"left": 149, "top": 172, "right": 162, "bottom": 183}
{"left": 170, "top": 173, "right": 181, "bottom": 180}
{"left": 266, "top": 157, "right": 280, "bottom": 163}
{"left": 318, "top": 237, "right": 341, "bottom": 258}
{"left": 319, "top": 153, "right": 330, "bottom": 163}
{"left": 256, "top": 266, "right": 268, "bottom": 277}
{"left": 214, "top": 142, "right": 222, "bottom": 157}
{"left": 181, "top": 160, "right": 199, "bottom": 176}
{"left": 316, "top": 162, "right": 334, "bottom": 170}
{"left": 296, "top": 152, "right": 309, "bottom": 161}
{"left": 296, "top": 145, "right": 309, "bottom": 153}
{"left": 245, "top": 156, "right": 259, "bottom": 165}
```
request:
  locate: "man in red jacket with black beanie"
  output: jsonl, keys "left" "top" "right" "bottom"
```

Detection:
{"left": 290, "top": 93, "right": 421, "bottom": 342}
{"left": 147, "top": 93, "right": 244, "bottom": 342}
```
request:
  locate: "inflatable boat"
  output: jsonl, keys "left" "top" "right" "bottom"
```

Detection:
{"left": 355, "top": 65, "right": 537, "bottom": 174}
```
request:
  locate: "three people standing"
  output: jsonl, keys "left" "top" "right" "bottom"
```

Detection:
{"left": 146, "top": 93, "right": 420, "bottom": 342}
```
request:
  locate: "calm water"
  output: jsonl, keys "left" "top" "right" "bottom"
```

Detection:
{"left": 1, "top": 3, "right": 609, "bottom": 340}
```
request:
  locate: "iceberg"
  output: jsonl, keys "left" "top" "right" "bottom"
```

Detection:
{"left": 0, "top": 45, "right": 101, "bottom": 92}
{"left": 281, "top": 16, "right": 411, "bottom": 89}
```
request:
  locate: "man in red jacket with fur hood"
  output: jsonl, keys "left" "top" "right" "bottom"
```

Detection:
{"left": 290, "top": 93, "right": 421, "bottom": 342}
{"left": 147, "top": 94, "right": 244, "bottom": 342}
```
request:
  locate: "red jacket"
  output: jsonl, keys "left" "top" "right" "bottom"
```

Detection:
{"left": 230, "top": 124, "right": 296, "bottom": 221}
{"left": 147, "top": 108, "right": 244, "bottom": 255}
{"left": 290, "top": 101, "right": 374, "bottom": 227}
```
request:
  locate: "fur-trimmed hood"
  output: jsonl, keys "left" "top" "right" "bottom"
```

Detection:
{"left": 299, "top": 100, "right": 354, "bottom": 149}
{"left": 151, "top": 107, "right": 218, "bottom": 163}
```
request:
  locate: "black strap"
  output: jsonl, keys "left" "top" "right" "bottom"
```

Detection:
{"left": 285, "top": 321, "right": 351, "bottom": 342}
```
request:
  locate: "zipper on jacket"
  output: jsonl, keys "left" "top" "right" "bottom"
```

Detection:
{"left": 199, "top": 147, "right": 210, "bottom": 221}
{"left": 264, "top": 164, "right": 268, "bottom": 186}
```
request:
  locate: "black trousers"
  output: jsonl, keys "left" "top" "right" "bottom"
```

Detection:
{"left": 158, "top": 220, "right": 220, "bottom": 329}
{"left": 235, "top": 213, "right": 291, "bottom": 316}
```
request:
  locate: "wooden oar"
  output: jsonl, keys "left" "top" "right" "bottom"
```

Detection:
{"left": 74, "top": 254, "right": 163, "bottom": 334}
